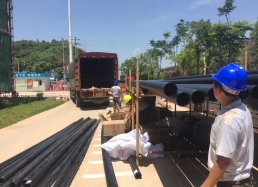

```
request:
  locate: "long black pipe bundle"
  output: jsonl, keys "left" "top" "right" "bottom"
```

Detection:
{"left": 177, "top": 84, "right": 258, "bottom": 101}
{"left": 21, "top": 119, "right": 97, "bottom": 187}
{"left": 177, "top": 84, "right": 216, "bottom": 101}
{"left": 34, "top": 129, "right": 85, "bottom": 187}
{"left": 167, "top": 91, "right": 191, "bottom": 107}
{"left": 131, "top": 81, "right": 178, "bottom": 98}
{"left": 1, "top": 118, "right": 90, "bottom": 187}
{"left": 0, "top": 118, "right": 85, "bottom": 172}
{"left": 101, "top": 126, "right": 119, "bottom": 187}
{"left": 131, "top": 80, "right": 193, "bottom": 106}
{"left": 0, "top": 118, "right": 89, "bottom": 185}
{"left": 128, "top": 155, "right": 142, "bottom": 179}
{"left": 163, "top": 74, "right": 258, "bottom": 85}
{"left": 37, "top": 120, "right": 100, "bottom": 187}
{"left": 0, "top": 118, "right": 89, "bottom": 178}
{"left": 52, "top": 120, "right": 100, "bottom": 187}
{"left": 177, "top": 87, "right": 205, "bottom": 104}
{"left": 166, "top": 70, "right": 258, "bottom": 80}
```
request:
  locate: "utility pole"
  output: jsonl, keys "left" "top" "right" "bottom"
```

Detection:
{"left": 74, "top": 37, "right": 77, "bottom": 58}
{"left": 245, "top": 50, "right": 248, "bottom": 70}
{"left": 72, "top": 37, "right": 81, "bottom": 59}
{"left": 62, "top": 38, "right": 66, "bottom": 83}
{"left": 68, "top": 0, "right": 73, "bottom": 64}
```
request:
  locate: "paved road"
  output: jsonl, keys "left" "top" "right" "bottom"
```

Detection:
{"left": 1, "top": 100, "right": 257, "bottom": 186}
{"left": 0, "top": 101, "right": 110, "bottom": 162}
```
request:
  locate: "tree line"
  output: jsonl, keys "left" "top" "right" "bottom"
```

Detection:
{"left": 120, "top": 0, "right": 258, "bottom": 80}
{"left": 13, "top": 39, "right": 83, "bottom": 79}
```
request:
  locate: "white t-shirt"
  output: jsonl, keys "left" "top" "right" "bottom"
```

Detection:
{"left": 208, "top": 99, "right": 254, "bottom": 181}
{"left": 111, "top": 86, "right": 121, "bottom": 97}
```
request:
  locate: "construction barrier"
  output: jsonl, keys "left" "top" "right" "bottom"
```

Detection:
{"left": 47, "top": 83, "right": 70, "bottom": 92}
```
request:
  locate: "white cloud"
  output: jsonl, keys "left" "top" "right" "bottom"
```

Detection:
{"left": 143, "top": 13, "right": 178, "bottom": 27}
{"left": 190, "top": 0, "right": 212, "bottom": 9}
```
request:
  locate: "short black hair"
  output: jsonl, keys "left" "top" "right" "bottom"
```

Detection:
{"left": 213, "top": 80, "right": 238, "bottom": 98}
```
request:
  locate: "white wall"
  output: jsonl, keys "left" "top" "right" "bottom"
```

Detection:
{"left": 15, "top": 77, "right": 50, "bottom": 92}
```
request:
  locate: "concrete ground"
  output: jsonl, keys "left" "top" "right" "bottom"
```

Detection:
{"left": 0, "top": 100, "right": 257, "bottom": 187}
{"left": 0, "top": 100, "right": 106, "bottom": 162}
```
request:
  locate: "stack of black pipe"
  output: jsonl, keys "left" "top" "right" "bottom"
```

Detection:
{"left": 132, "top": 70, "right": 258, "bottom": 107}
{"left": 0, "top": 117, "right": 100, "bottom": 187}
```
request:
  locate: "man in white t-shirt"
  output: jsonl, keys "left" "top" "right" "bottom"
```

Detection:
{"left": 110, "top": 80, "right": 123, "bottom": 113}
{"left": 201, "top": 63, "right": 255, "bottom": 187}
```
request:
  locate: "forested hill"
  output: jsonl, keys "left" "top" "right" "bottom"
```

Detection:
{"left": 13, "top": 40, "right": 83, "bottom": 74}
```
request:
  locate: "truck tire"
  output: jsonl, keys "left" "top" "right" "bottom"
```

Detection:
{"left": 75, "top": 94, "right": 81, "bottom": 107}
{"left": 70, "top": 93, "right": 75, "bottom": 103}
{"left": 104, "top": 100, "right": 110, "bottom": 106}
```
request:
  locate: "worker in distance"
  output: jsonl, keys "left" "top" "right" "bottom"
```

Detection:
{"left": 201, "top": 63, "right": 255, "bottom": 187}
{"left": 110, "top": 80, "right": 123, "bottom": 113}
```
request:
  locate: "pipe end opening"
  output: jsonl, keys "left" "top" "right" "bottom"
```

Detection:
{"left": 208, "top": 89, "right": 217, "bottom": 101}
{"left": 0, "top": 178, "right": 4, "bottom": 184}
{"left": 164, "top": 83, "right": 177, "bottom": 96}
{"left": 251, "top": 86, "right": 258, "bottom": 99}
{"left": 192, "top": 91, "right": 205, "bottom": 104}
{"left": 239, "top": 89, "right": 249, "bottom": 100}
{"left": 177, "top": 92, "right": 190, "bottom": 106}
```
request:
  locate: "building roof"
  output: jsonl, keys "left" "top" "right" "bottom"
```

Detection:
{"left": 15, "top": 72, "right": 52, "bottom": 78}
{"left": 160, "top": 65, "right": 178, "bottom": 72}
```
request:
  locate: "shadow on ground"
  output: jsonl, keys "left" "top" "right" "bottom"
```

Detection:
{"left": 79, "top": 101, "right": 114, "bottom": 111}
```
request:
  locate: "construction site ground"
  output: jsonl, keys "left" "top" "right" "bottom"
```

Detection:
{"left": 0, "top": 100, "right": 258, "bottom": 187}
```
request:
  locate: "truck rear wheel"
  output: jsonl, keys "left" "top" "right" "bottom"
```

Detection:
{"left": 103, "top": 100, "right": 110, "bottom": 106}
{"left": 75, "top": 94, "right": 81, "bottom": 107}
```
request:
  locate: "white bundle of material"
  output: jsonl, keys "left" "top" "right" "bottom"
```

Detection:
{"left": 101, "top": 129, "right": 151, "bottom": 160}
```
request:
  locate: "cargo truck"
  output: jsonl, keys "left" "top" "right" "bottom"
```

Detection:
{"left": 69, "top": 52, "right": 118, "bottom": 107}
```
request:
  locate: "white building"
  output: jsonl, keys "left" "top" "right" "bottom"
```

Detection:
{"left": 14, "top": 72, "right": 51, "bottom": 92}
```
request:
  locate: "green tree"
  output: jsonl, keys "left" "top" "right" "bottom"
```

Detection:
{"left": 14, "top": 40, "right": 82, "bottom": 73}
{"left": 149, "top": 39, "right": 167, "bottom": 79}
{"left": 138, "top": 49, "right": 159, "bottom": 80}
{"left": 217, "top": 0, "right": 236, "bottom": 24}
{"left": 250, "top": 19, "right": 258, "bottom": 69}
{"left": 55, "top": 67, "right": 64, "bottom": 80}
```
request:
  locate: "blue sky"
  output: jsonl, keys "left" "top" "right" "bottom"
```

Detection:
{"left": 14, "top": 0, "right": 258, "bottom": 69}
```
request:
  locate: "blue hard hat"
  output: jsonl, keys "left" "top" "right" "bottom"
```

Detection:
{"left": 211, "top": 63, "right": 247, "bottom": 91}
{"left": 114, "top": 80, "right": 118, "bottom": 84}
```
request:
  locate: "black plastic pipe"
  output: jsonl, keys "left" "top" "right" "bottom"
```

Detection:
{"left": 239, "top": 88, "right": 250, "bottom": 100}
{"left": 166, "top": 70, "right": 258, "bottom": 80}
{"left": 0, "top": 117, "right": 84, "bottom": 172}
{"left": 2, "top": 118, "right": 90, "bottom": 187}
{"left": 21, "top": 119, "right": 97, "bottom": 187}
{"left": 34, "top": 119, "right": 93, "bottom": 187}
{"left": 101, "top": 126, "right": 119, "bottom": 187}
{"left": 168, "top": 91, "right": 191, "bottom": 107}
{"left": 177, "top": 87, "right": 205, "bottom": 105}
{"left": 52, "top": 120, "right": 99, "bottom": 187}
{"left": 131, "top": 81, "right": 178, "bottom": 97}
{"left": 0, "top": 118, "right": 89, "bottom": 176}
{"left": 247, "top": 85, "right": 258, "bottom": 99}
{"left": 162, "top": 74, "right": 258, "bottom": 85}
{"left": 128, "top": 155, "right": 142, "bottom": 179}
{"left": 0, "top": 118, "right": 88, "bottom": 184}
{"left": 35, "top": 133, "right": 82, "bottom": 187}
{"left": 176, "top": 84, "right": 216, "bottom": 101}
{"left": 36, "top": 120, "right": 98, "bottom": 187}
{"left": 176, "top": 84, "right": 257, "bottom": 101}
